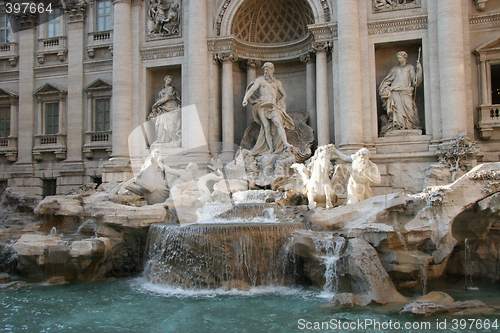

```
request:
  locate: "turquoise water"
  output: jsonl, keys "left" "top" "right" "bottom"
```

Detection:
{"left": 1, "top": 277, "right": 499, "bottom": 333}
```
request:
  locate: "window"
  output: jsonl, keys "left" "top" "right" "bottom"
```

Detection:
{"left": 97, "top": 0, "right": 111, "bottom": 31}
{"left": 0, "top": 14, "right": 11, "bottom": 43}
{"left": 47, "top": 7, "right": 60, "bottom": 38}
{"left": 491, "top": 64, "right": 500, "bottom": 105}
{"left": 43, "top": 179, "right": 57, "bottom": 197}
{"left": 0, "top": 106, "right": 10, "bottom": 138}
{"left": 45, "top": 102, "right": 59, "bottom": 135}
{"left": 95, "top": 98, "right": 110, "bottom": 132}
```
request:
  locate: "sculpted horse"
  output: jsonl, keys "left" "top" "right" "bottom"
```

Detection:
{"left": 292, "top": 145, "right": 337, "bottom": 210}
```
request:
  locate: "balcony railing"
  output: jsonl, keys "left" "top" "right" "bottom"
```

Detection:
{"left": 83, "top": 130, "right": 112, "bottom": 159}
{"left": 477, "top": 104, "right": 500, "bottom": 140}
{"left": 87, "top": 30, "right": 113, "bottom": 58}
{"left": 36, "top": 36, "right": 67, "bottom": 63}
{"left": 33, "top": 134, "right": 66, "bottom": 160}
{"left": 0, "top": 42, "right": 18, "bottom": 67}
{"left": 0, "top": 136, "right": 18, "bottom": 162}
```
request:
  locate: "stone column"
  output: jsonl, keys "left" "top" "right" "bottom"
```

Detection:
{"left": 16, "top": 16, "right": 36, "bottom": 164}
{"left": 479, "top": 59, "right": 489, "bottom": 105}
{"left": 65, "top": 6, "right": 86, "bottom": 162}
{"left": 246, "top": 59, "right": 259, "bottom": 127}
{"left": 57, "top": 93, "right": 66, "bottom": 134}
{"left": 36, "top": 101, "right": 43, "bottom": 135}
{"left": 301, "top": 53, "right": 316, "bottom": 139}
{"left": 103, "top": 0, "right": 133, "bottom": 182}
{"left": 336, "top": 0, "right": 363, "bottom": 149}
{"left": 437, "top": 0, "right": 468, "bottom": 139}
{"left": 313, "top": 43, "right": 330, "bottom": 146}
{"left": 9, "top": 98, "right": 17, "bottom": 137}
{"left": 11, "top": 14, "right": 36, "bottom": 194}
{"left": 110, "top": 0, "right": 132, "bottom": 160}
{"left": 220, "top": 53, "right": 236, "bottom": 153}
{"left": 185, "top": 0, "right": 210, "bottom": 149}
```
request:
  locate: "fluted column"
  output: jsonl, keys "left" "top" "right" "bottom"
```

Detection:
{"left": 313, "top": 43, "right": 330, "bottom": 146}
{"left": 246, "top": 59, "right": 259, "bottom": 127}
{"left": 110, "top": 0, "right": 132, "bottom": 159}
{"left": 437, "top": 0, "right": 468, "bottom": 139}
{"left": 220, "top": 53, "right": 236, "bottom": 153}
{"left": 301, "top": 53, "right": 317, "bottom": 140}
{"left": 337, "top": 0, "right": 363, "bottom": 149}
{"left": 185, "top": 0, "right": 210, "bottom": 148}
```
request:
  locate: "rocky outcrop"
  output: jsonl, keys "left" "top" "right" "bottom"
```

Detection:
{"left": 401, "top": 292, "right": 492, "bottom": 316}
{"left": 11, "top": 188, "right": 172, "bottom": 281}
{"left": 307, "top": 163, "right": 500, "bottom": 283}
{"left": 289, "top": 231, "right": 406, "bottom": 305}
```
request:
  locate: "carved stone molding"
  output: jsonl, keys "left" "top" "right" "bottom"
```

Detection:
{"left": 308, "top": 22, "right": 337, "bottom": 43}
{"left": 214, "top": 52, "right": 238, "bottom": 63}
{"left": 299, "top": 52, "right": 315, "bottom": 63}
{"left": 208, "top": 35, "right": 314, "bottom": 62}
{"left": 474, "top": 0, "right": 488, "bottom": 11}
{"left": 470, "top": 11, "right": 500, "bottom": 24}
{"left": 247, "top": 59, "right": 260, "bottom": 68}
{"left": 373, "top": 0, "right": 421, "bottom": 13}
{"left": 14, "top": 13, "right": 37, "bottom": 30}
{"left": 368, "top": 15, "right": 427, "bottom": 35}
{"left": 66, "top": 0, "right": 88, "bottom": 23}
{"left": 139, "top": 43, "right": 184, "bottom": 61}
{"left": 312, "top": 41, "right": 331, "bottom": 53}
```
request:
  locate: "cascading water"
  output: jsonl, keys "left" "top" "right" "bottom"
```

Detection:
{"left": 310, "top": 234, "right": 346, "bottom": 295}
{"left": 144, "top": 223, "right": 304, "bottom": 289}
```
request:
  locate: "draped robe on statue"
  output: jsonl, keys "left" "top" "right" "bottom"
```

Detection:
{"left": 379, "top": 63, "right": 422, "bottom": 130}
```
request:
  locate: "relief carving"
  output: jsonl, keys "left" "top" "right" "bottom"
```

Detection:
{"left": 373, "top": 0, "right": 420, "bottom": 13}
{"left": 147, "top": 0, "right": 180, "bottom": 38}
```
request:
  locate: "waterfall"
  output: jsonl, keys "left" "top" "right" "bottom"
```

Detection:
{"left": 144, "top": 223, "right": 303, "bottom": 289}
{"left": 311, "top": 234, "right": 346, "bottom": 294}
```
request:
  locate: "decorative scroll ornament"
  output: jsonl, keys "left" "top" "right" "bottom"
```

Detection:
{"left": 147, "top": 0, "right": 180, "bottom": 38}
{"left": 373, "top": 0, "right": 421, "bottom": 13}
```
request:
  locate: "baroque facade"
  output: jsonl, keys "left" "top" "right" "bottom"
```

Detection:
{"left": 0, "top": 0, "right": 499, "bottom": 197}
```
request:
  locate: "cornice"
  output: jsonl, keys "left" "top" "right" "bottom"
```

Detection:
{"left": 470, "top": 11, "right": 500, "bottom": 24}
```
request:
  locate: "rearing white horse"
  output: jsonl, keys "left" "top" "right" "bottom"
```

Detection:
{"left": 292, "top": 145, "right": 337, "bottom": 210}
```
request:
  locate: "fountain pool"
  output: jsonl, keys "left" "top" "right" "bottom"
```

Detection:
{"left": 1, "top": 276, "right": 499, "bottom": 333}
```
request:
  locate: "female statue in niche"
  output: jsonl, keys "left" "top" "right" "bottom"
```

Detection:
{"left": 148, "top": 75, "right": 181, "bottom": 146}
{"left": 379, "top": 50, "right": 423, "bottom": 136}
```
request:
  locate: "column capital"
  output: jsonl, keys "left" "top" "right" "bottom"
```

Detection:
{"left": 247, "top": 59, "right": 261, "bottom": 69}
{"left": 215, "top": 52, "right": 238, "bottom": 63}
{"left": 300, "top": 52, "right": 315, "bottom": 64}
{"left": 312, "top": 42, "right": 331, "bottom": 53}
{"left": 475, "top": 0, "right": 488, "bottom": 11}
{"left": 66, "top": 1, "right": 87, "bottom": 23}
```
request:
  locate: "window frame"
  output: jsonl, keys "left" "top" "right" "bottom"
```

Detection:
{"left": 96, "top": 0, "right": 112, "bottom": 32}
{"left": 0, "top": 13, "right": 11, "bottom": 44}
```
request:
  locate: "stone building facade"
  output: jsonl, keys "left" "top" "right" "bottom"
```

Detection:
{"left": 0, "top": 0, "right": 499, "bottom": 197}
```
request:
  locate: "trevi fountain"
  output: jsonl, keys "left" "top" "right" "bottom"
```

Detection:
{"left": 2, "top": 1, "right": 500, "bottom": 328}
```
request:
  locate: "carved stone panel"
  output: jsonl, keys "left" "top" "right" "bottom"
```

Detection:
{"left": 146, "top": 0, "right": 181, "bottom": 40}
{"left": 373, "top": 0, "right": 421, "bottom": 13}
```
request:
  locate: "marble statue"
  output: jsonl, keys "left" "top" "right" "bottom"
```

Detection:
{"left": 125, "top": 149, "right": 169, "bottom": 205}
{"left": 148, "top": 0, "right": 180, "bottom": 36}
{"left": 292, "top": 145, "right": 337, "bottom": 210}
{"left": 148, "top": 75, "right": 181, "bottom": 146}
{"left": 374, "top": 0, "right": 417, "bottom": 10}
{"left": 331, "top": 147, "right": 382, "bottom": 204}
{"left": 197, "top": 159, "right": 224, "bottom": 204}
{"left": 163, "top": 162, "right": 199, "bottom": 199}
{"left": 379, "top": 50, "right": 423, "bottom": 135}
{"left": 242, "top": 62, "right": 295, "bottom": 155}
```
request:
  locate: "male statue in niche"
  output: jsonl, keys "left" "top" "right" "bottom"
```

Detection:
{"left": 379, "top": 50, "right": 423, "bottom": 136}
{"left": 242, "top": 62, "right": 295, "bottom": 155}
